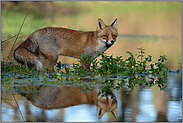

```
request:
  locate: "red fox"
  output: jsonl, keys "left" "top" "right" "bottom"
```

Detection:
{"left": 14, "top": 18, "right": 118, "bottom": 70}
{"left": 19, "top": 85, "right": 117, "bottom": 119}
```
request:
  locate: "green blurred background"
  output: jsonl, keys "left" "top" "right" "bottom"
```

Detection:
{"left": 1, "top": 1, "right": 181, "bottom": 40}
{"left": 1, "top": 1, "right": 182, "bottom": 69}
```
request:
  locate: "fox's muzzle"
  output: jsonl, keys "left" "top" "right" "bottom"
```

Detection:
{"left": 105, "top": 40, "right": 115, "bottom": 48}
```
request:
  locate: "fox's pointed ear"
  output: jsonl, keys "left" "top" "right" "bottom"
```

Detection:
{"left": 111, "top": 18, "right": 118, "bottom": 30}
{"left": 111, "top": 108, "right": 117, "bottom": 118}
{"left": 97, "top": 106, "right": 106, "bottom": 119}
{"left": 97, "top": 18, "right": 106, "bottom": 30}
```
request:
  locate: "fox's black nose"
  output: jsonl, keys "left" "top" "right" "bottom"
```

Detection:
{"left": 111, "top": 40, "right": 115, "bottom": 44}
{"left": 111, "top": 95, "right": 115, "bottom": 99}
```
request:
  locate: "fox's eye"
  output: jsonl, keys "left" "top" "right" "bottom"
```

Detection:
{"left": 102, "top": 99, "right": 108, "bottom": 104}
{"left": 103, "top": 35, "right": 108, "bottom": 39}
{"left": 112, "top": 99, "right": 116, "bottom": 104}
{"left": 112, "top": 35, "right": 116, "bottom": 39}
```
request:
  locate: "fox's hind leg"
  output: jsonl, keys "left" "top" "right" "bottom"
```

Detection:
{"left": 14, "top": 47, "right": 43, "bottom": 70}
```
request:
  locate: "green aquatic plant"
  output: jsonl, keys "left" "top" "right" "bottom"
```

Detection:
{"left": 1, "top": 47, "right": 171, "bottom": 95}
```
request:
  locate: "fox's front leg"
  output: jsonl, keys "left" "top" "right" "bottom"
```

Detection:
{"left": 47, "top": 54, "right": 58, "bottom": 71}
{"left": 80, "top": 57, "right": 91, "bottom": 70}
{"left": 38, "top": 45, "right": 59, "bottom": 71}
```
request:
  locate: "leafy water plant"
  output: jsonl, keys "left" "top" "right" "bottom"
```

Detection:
{"left": 92, "top": 48, "right": 167, "bottom": 91}
{"left": 1, "top": 47, "right": 171, "bottom": 96}
{"left": 53, "top": 47, "right": 170, "bottom": 94}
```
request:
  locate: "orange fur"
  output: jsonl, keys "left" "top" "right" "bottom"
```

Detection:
{"left": 14, "top": 18, "right": 118, "bottom": 70}
{"left": 19, "top": 85, "right": 117, "bottom": 119}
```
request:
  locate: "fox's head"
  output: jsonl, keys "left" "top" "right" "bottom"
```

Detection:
{"left": 97, "top": 18, "right": 118, "bottom": 48}
{"left": 97, "top": 91, "right": 117, "bottom": 119}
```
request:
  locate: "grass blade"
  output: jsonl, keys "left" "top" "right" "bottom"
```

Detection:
{"left": 6, "top": 10, "right": 29, "bottom": 63}
{"left": 1, "top": 32, "right": 22, "bottom": 44}
{"left": 1, "top": 41, "right": 5, "bottom": 61}
{"left": 12, "top": 94, "right": 25, "bottom": 122}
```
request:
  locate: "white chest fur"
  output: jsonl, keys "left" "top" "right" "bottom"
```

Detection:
{"left": 94, "top": 39, "right": 108, "bottom": 58}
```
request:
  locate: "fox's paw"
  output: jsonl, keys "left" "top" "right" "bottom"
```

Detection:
{"left": 35, "top": 59, "right": 43, "bottom": 70}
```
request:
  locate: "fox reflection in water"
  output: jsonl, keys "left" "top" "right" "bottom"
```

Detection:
{"left": 19, "top": 85, "right": 117, "bottom": 119}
